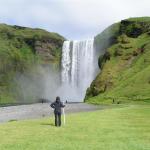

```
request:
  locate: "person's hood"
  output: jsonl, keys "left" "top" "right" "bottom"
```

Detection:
{"left": 56, "top": 99, "right": 60, "bottom": 103}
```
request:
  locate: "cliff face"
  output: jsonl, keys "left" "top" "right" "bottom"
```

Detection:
{"left": 0, "top": 24, "right": 65, "bottom": 104}
{"left": 85, "top": 17, "right": 150, "bottom": 104}
{"left": 0, "top": 24, "right": 65, "bottom": 64}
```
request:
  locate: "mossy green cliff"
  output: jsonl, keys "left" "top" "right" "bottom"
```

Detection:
{"left": 86, "top": 17, "right": 150, "bottom": 104}
{"left": 0, "top": 24, "right": 65, "bottom": 104}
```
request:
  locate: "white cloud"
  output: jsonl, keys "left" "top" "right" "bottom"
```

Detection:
{"left": 0, "top": 0, "right": 149, "bottom": 39}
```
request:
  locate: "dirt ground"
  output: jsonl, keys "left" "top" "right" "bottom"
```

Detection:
{"left": 0, "top": 103, "right": 100, "bottom": 123}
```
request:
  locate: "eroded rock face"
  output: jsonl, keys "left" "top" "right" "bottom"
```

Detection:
{"left": 35, "top": 40, "right": 59, "bottom": 62}
{"left": 24, "top": 36, "right": 65, "bottom": 64}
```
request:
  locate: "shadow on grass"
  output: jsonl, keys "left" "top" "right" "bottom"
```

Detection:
{"left": 8, "top": 119, "right": 18, "bottom": 122}
{"left": 40, "top": 122, "right": 55, "bottom": 126}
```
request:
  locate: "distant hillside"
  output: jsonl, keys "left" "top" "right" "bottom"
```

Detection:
{"left": 0, "top": 24, "right": 65, "bottom": 104}
{"left": 85, "top": 17, "right": 150, "bottom": 104}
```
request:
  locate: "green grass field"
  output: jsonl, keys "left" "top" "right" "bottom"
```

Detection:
{"left": 0, "top": 104, "right": 150, "bottom": 150}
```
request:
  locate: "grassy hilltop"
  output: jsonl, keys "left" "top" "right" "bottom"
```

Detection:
{"left": 0, "top": 24, "right": 65, "bottom": 104}
{"left": 86, "top": 17, "right": 150, "bottom": 104}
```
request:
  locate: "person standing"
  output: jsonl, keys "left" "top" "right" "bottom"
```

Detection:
{"left": 50, "top": 96, "right": 65, "bottom": 127}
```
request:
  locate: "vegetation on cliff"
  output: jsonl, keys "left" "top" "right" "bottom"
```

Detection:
{"left": 0, "top": 24, "right": 65, "bottom": 104}
{"left": 86, "top": 17, "right": 150, "bottom": 104}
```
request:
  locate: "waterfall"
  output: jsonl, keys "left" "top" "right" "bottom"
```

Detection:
{"left": 61, "top": 39, "right": 98, "bottom": 102}
{"left": 61, "top": 41, "right": 71, "bottom": 84}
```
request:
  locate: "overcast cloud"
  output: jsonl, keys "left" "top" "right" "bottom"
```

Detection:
{"left": 0, "top": 0, "right": 149, "bottom": 40}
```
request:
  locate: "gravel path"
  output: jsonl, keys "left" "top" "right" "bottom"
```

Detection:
{"left": 0, "top": 103, "right": 100, "bottom": 123}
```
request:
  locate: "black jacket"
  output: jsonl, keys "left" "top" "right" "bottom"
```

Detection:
{"left": 50, "top": 100, "right": 65, "bottom": 114}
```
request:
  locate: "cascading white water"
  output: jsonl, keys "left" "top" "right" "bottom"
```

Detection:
{"left": 61, "top": 39, "right": 98, "bottom": 101}
{"left": 61, "top": 41, "right": 71, "bottom": 84}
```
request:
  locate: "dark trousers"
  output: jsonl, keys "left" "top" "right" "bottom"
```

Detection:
{"left": 55, "top": 113, "right": 61, "bottom": 126}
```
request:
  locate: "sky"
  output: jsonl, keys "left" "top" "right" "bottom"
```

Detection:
{"left": 0, "top": 0, "right": 149, "bottom": 40}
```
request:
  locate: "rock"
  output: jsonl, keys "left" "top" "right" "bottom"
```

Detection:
{"left": 114, "top": 49, "right": 123, "bottom": 56}
{"left": 120, "top": 20, "right": 149, "bottom": 38}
